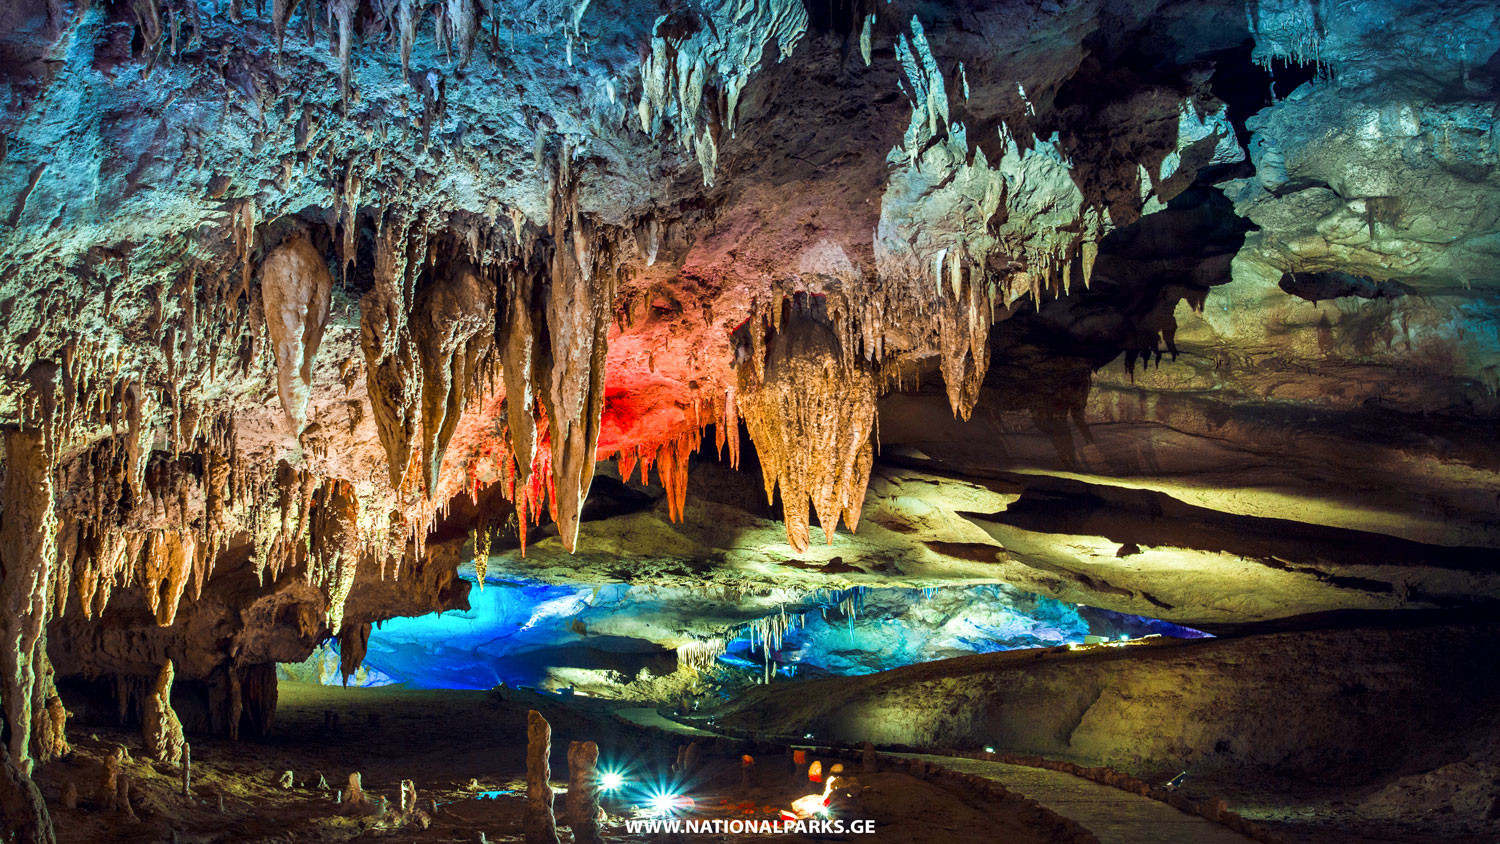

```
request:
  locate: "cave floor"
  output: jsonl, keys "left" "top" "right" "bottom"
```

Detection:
{"left": 36, "top": 682, "right": 1059, "bottom": 844}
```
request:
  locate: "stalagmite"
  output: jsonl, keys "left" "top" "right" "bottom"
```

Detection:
{"left": 40, "top": 691, "right": 68, "bottom": 762}
{"left": 346, "top": 772, "right": 367, "bottom": 808}
{"left": 525, "top": 711, "right": 560, "bottom": 844}
{"left": 471, "top": 525, "right": 490, "bottom": 590}
{"left": 736, "top": 302, "right": 878, "bottom": 552}
{"left": 260, "top": 236, "right": 334, "bottom": 434}
{"left": 566, "top": 741, "right": 601, "bottom": 844}
{"left": 144, "top": 660, "right": 186, "bottom": 766}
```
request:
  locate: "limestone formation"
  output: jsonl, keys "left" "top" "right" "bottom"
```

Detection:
{"left": 345, "top": 772, "right": 367, "bottom": 808}
{"left": 737, "top": 304, "right": 878, "bottom": 552}
{"left": 143, "top": 660, "right": 186, "bottom": 767}
{"left": 525, "top": 711, "right": 559, "bottom": 844}
{"left": 565, "top": 740, "right": 601, "bottom": 844}
{"left": 259, "top": 235, "right": 334, "bottom": 435}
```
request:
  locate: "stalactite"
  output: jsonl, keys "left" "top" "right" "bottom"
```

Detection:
{"left": 539, "top": 151, "right": 615, "bottom": 552}
{"left": 139, "top": 529, "right": 194, "bottom": 627}
{"left": 411, "top": 262, "right": 495, "bottom": 497}
{"left": 440, "top": 0, "right": 480, "bottom": 68}
{"left": 736, "top": 300, "right": 877, "bottom": 552}
{"left": 362, "top": 221, "right": 422, "bottom": 489}
{"left": 677, "top": 639, "right": 725, "bottom": 673}
{"left": 338, "top": 621, "right": 372, "bottom": 685}
{"left": 500, "top": 263, "right": 542, "bottom": 517}
{"left": 396, "top": 0, "right": 418, "bottom": 75}
{"left": 271, "top": 0, "right": 300, "bottom": 53}
{"left": 309, "top": 478, "right": 361, "bottom": 631}
{"left": 331, "top": 0, "right": 359, "bottom": 110}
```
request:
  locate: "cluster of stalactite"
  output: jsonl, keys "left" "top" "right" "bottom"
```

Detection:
{"left": 743, "top": 605, "right": 803, "bottom": 685}
{"left": 635, "top": 0, "right": 809, "bottom": 185}
{"left": 612, "top": 388, "right": 741, "bottom": 525}
{"left": 0, "top": 164, "right": 631, "bottom": 838}
{"left": 676, "top": 639, "right": 727, "bottom": 673}
{"left": 736, "top": 296, "right": 878, "bottom": 553}
{"left": 359, "top": 149, "right": 628, "bottom": 555}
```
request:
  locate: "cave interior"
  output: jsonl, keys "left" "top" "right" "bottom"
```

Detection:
{"left": 1, "top": 0, "right": 1499, "bottom": 841}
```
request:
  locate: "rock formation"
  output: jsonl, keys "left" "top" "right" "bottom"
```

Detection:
{"left": 737, "top": 299, "right": 878, "bottom": 552}
{"left": 566, "top": 740, "right": 601, "bottom": 844}
{"left": 260, "top": 235, "right": 334, "bottom": 435}
{"left": 142, "top": 660, "right": 185, "bottom": 767}
{"left": 525, "top": 710, "right": 559, "bottom": 844}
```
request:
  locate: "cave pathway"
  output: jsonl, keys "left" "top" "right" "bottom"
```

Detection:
{"left": 894, "top": 753, "right": 1255, "bottom": 844}
{"left": 616, "top": 707, "right": 1255, "bottom": 844}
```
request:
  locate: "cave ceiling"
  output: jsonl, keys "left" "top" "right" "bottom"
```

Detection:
{"left": 1, "top": 0, "right": 1499, "bottom": 713}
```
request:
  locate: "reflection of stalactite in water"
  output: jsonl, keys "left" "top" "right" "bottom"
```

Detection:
{"left": 729, "top": 586, "right": 864, "bottom": 684}
{"left": 471, "top": 525, "right": 491, "bottom": 592}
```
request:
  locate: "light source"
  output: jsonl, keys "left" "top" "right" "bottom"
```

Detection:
{"left": 599, "top": 771, "right": 625, "bottom": 792}
{"left": 644, "top": 787, "right": 692, "bottom": 817}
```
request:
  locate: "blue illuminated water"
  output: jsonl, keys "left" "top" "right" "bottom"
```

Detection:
{"left": 296, "top": 577, "right": 1206, "bottom": 691}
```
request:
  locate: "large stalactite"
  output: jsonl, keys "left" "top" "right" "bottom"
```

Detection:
{"left": 736, "top": 299, "right": 879, "bottom": 553}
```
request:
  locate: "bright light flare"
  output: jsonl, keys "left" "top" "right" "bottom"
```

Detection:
{"left": 643, "top": 788, "right": 694, "bottom": 817}
{"left": 789, "top": 792, "right": 831, "bottom": 819}
{"left": 599, "top": 771, "right": 626, "bottom": 792}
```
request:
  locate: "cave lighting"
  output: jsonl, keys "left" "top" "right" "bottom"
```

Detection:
{"left": 787, "top": 782, "right": 835, "bottom": 819}
{"left": 643, "top": 786, "right": 694, "bottom": 817}
{"left": 599, "top": 770, "right": 626, "bottom": 792}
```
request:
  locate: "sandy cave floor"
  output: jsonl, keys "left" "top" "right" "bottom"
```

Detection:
{"left": 34, "top": 682, "right": 1056, "bottom": 844}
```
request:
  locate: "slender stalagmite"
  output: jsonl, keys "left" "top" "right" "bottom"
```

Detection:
{"left": 525, "top": 711, "right": 559, "bottom": 844}
{"left": 566, "top": 740, "right": 601, "bottom": 844}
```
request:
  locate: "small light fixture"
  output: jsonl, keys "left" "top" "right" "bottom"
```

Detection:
{"left": 599, "top": 771, "right": 625, "bottom": 792}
